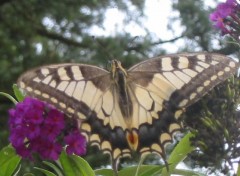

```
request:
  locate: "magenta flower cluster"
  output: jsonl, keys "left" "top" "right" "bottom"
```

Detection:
{"left": 8, "top": 97, "right": 86, "bottom": 160}
{"left": 210, "top": 0, "right": 240, "bottom": 40}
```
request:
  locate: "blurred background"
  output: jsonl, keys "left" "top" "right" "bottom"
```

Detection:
{"left": 0, "top": 0, "right": 239, "bottom": 174}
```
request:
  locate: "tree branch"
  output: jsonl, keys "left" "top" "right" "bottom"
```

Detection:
{"left": 36, "top": 27, "right": 88, "bottom": 48}
{"left": 126, "top": 35, "right": 184, "bottom": 52}
{"left": 151, "top": 35, "right": 184, "bottom": 45}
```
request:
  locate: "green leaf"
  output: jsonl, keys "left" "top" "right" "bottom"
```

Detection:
{"left": 118, "top": 165, "right": 163, "bottom": 176}
{"left": 23, "top": 173, "right": 35, "bottom": 176}
{"left": 0, "top": 145, "right": 21, "bottom": 176}
{"left": 95, "top": 165, "right": 164, "bottom": 176}
{"left": 137, "top": 165, "right": 162, "bottom": 176}
{"left": 59, "top": 151, "right": 94, "bottom": 176}
{"left": 42, "top": 161, "right": 64, "bottom": 176}
{"left": 95, "top": 168, "right": 115, "bottom": 176}
{"left": 34, "top": 167, "right": 57, "bottom": 176}
{"left": 161, "top": 132, "right": 196, "bottom": 176}
{"left": 13, "top": 84, "right": 25, "bottom": 102}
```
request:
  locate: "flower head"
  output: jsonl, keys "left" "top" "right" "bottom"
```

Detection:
{"left": 8, "top": 97, "right": 86, "bottom": 160}
{"left": 210, "top": 0, "right": 240, "bottom": 40}
{"left": 64, "top": 130, "right": 87, "bottom": 156}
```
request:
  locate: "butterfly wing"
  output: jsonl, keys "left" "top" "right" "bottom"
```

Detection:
{"left": 17, "top": 63, "right": 132, "bottom": 164}
{"left": 17, "top": 52, "right": 239, "bottom": 170}
{"left": 127, "top": 52, "right": 238, "bottom": 158}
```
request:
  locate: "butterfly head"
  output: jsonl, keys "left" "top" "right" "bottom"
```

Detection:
{"left": 110, "top": 60, "right": 128, "bottom": 80}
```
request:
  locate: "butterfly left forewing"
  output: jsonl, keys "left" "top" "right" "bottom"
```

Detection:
{"left": 17, "top": 63, "right": 132, "bottom": 168}
{"left": 18, "top": 64, "right": 109, "bottom": 117}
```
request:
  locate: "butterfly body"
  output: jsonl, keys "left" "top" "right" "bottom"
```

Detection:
{"left": 111, "top": 60, "right": 133, "bottom": 125}
{"left": 17, "top": 52, "right": 239, "bottom": 169}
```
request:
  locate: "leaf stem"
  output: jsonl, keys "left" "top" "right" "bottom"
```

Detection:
{"left": 0, "top": 92, "right": 17, "bottom": 104}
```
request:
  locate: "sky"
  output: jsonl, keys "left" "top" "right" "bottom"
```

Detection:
{"left": 41, "top": 0, "right": 225, "bottom": 53}
{"left": 90, "top": 1, "right": 180, "bottom": 52}
{"left": 90, "top": 0, "right": 222, "bottom": 53}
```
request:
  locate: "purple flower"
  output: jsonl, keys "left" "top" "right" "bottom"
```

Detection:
{"left": 15, "top": 145, "right": 31, "bottom": 159}
{"left": 41, "top": 124, "right": 60, "bottom": 141}
{"left": 210, "top": 0, "right": 240, "bottom": 40}
{"left": 8, "top": 97, "right": 65, "bottom": 160}
{"left": 9, "top": 126, "right": 26, "bottom": 147}
{"left": 26, "top": 124, "right": 41, "bottom": 140}
{"left": 42, "top": 142, "right": 62, "bottom": 160}
{"left": 8, "top": 97, "right": 87, "bottom": 160}
{"left": 218, "top": 1, "right": 236, "bottom": 17}
{"left": 45, "top": 108, "right": 65, "bottom": 130}
{"left": 41, "top": 108, "right": 65, "bottom": 140}
{"left": 64, "top": 130, "right": 87, "bottom": 156}
{"left": 36, "top": 138, "right": 62, "bottom": 160}
{"left": 209, "top": 12, "right": 227, "bottom": 33}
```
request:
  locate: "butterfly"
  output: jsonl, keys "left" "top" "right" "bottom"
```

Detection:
{"left": 17, "top": 52, "right": 238, "bottom": 170}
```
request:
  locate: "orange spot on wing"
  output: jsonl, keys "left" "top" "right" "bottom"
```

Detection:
{"left": 126, "top": 130, "right": 139, "bottom": 151}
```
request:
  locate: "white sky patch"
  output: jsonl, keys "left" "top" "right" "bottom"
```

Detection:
{"left": 42, "top": 17, "right": 55, "bottom": 30}
{"left": 144, "top": 0, "right": 172, "bottom": 38}
{"left": 90, "top": 8, "right": 124, "bottom": 36}
{"left": 90, "top": 0, "right": 185, "bottom": 52}
{"left": 205, "top": 0, "right": 221, "bottom": 8}
{"left": 144, "top": 0, "right": 186, "bottom": 52}
{"left": 35, "top": 43, "right": 43, "bottom": 54}
{"left": 90, "top": 0, "right": 175, "bottom": 38}
{"left": 42, "top": 0, "right": 222, "bottom": 53}
{"left": 90, "top": 0, "right": 234, "bottom": 53}
{"left": 90, "top": 8, "right": 147, "bottom": 36}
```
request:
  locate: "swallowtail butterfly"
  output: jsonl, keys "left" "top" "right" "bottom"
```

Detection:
{"left": 17, "top": 52, "right": 238, "bottom": 170}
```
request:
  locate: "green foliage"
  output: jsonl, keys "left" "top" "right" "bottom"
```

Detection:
{"left": 0, "top": 145, "right": 95, "bottom": 176}
{"left": 33, "top": 168, "right": 57, "bottom": 176}
{"left": 161, "top": 133, "right": 196, "bottom": 175}
{"left": 59, "top": 150, "right": 95, "bottom": 176}
{"left": 13, "top": 84, "right": 25, "bottom": 102}
{"left": 34, "top": 151, "right": 95, "bottom": 176}
{"left": 172, "top": 0, "right": 212, "bottom": 50}
{"left": 0, "top": 145, "right": 21, "bottom": 176}
{"left": 184, "top": 76, "right": 240, "bottom": 174}
{"left": 40, "top": 161, "right": 64, "bottom": 176}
